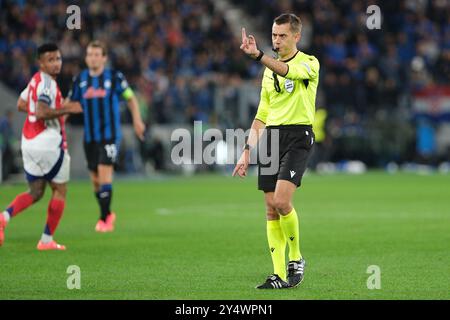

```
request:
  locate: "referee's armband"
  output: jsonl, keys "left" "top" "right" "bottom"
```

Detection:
{"left": 122, "top": 88, "right": 135, "bottom": 100}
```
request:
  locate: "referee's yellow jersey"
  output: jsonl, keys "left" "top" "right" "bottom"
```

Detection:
{"left": 255, "top": 51, "right": 320, "bottom": 126}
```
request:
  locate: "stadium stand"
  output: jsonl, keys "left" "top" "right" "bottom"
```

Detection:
{"left": 1, "top": 0, "right": 449, "bottom": 175}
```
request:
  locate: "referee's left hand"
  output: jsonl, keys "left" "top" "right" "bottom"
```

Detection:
{"left": 232, "top": 150, "right": 250, "bottom": 178}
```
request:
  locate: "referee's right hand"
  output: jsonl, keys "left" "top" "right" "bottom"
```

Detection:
{"left": 232, "top": 150, "right": 250, "bottom": 178}
{"left": 240, "top": 27, "right": 259, "bottom": 59}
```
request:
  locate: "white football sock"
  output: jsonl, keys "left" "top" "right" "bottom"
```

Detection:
{"left": 40, "top": 233, "right": 53, "bottom": 244}
{"left": 2, "top": 211, "right": 11, "bottom": 223}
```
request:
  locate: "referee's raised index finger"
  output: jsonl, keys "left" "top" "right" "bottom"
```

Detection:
{"left": 241, "top": 27, "right": 246, "bottom": 40}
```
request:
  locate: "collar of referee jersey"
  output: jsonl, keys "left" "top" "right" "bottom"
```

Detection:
{"left": 280, "top": 50, "right": 300, "bottom": 63}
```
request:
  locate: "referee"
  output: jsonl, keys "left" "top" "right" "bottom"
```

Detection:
{"left": 68, "top": 41, "right": 145, "bottom": 233}
{"left": 233, "top": 14, "right": 320, "bottom": 289}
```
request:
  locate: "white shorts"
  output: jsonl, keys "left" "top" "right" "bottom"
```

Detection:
{"left": 22, "top": 147, "right": 70, "bottom": 184}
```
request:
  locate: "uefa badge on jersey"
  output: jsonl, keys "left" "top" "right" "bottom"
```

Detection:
{"left": 285, "top": 79, "right": 294, "bottom": 93}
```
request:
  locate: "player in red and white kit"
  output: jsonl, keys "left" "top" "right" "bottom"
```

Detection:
{"left": 0, "top": 43, "right": 81, "bottom": 250}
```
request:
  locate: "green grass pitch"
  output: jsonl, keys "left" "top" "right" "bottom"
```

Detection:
{"left": 0, "top": 172, "right": 449, "bottom": 299}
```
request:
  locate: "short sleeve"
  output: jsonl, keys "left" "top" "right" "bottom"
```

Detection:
{"left": 36, "top": 75, "right": 55, "bottom": 105}
{"left": 115, "top": 71, "right": 129, "bottom": 96}
{"left": 285, "top": 55, "right": 320, "bottom": 80}
{"left": 20, "top": 85, "right": 29, "bottom": 101}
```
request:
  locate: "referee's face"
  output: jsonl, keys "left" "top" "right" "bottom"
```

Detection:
{"left": 272, "top": 23, "right": 300, "bottom": 59}
{"left": 86, "top": 47, "right": 107, "bottom": 71}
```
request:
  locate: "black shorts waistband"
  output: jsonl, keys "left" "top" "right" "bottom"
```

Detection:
{"left": 266, "top": 124, "right": 312, "bottom": 130}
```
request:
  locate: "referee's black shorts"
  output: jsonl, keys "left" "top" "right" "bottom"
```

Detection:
{"left": 258, "top": 125, "right": 314, "bottom": 192}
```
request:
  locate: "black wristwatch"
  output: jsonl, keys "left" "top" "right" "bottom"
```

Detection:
{"left": 243, "top": 143, "right": 251, "bottom": 151}
{"left": 254, "top": 50, "right": 264, "bottom": 61}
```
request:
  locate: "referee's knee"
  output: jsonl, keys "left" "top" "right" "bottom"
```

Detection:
{"left": 272, "top": 198, "right": 291, "bottom": 215}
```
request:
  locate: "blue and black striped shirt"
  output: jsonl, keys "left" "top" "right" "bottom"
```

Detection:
{"left": 69, "top": 69, "right": 129, "bottom": 144}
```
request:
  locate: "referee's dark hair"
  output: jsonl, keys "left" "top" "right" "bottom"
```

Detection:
{"left": 274, "top": 13, "right": 302, "bottom": 34}
{"left": 37, "top": 43, "right": 59, "bottom": 58}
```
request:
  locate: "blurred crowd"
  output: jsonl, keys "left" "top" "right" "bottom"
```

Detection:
{"left": 234, "top": 0, "right": 450, "bottom": 115}
{"left": 2, "top": 0, "right": 449, "bottom": 121}
{"left": 0, "top": 0, "right": 259, "bottom": 126}
{"left": 1, "top": 0, "right": 450, "bottom": 168}
{"left": 233, "top": 0, "right": 450, "bottom": 165}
